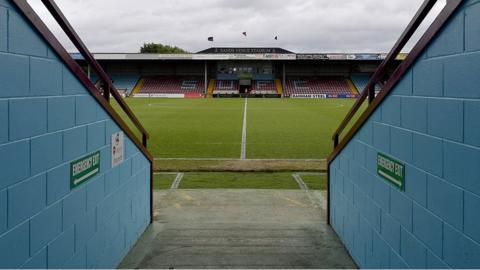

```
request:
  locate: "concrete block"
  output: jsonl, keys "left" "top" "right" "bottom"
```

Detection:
{"left": 444, "top": 141, "right": 480, "bottom": 196}
{"left": 65, "top": 247, "right": 87, "bottom": 269}
{"left": 76, "top": 95, "right": 97, "bottom": 125}
{"left": 400, "top": 228, "right": 427, "bottom": 268}
{"left": 427, "top": 10, "right": 464, "bottom": 57}
{"left": 63, "top": 67, "right": 86, "bottom": 95}
{"left": 372, "top": 176, "right": 390, "bottom": 212}
{"left": 63, "top": 187, "right": 87, "bottom": 229}
{"left": 381, "top": 212, "right": 401, "bottom": 253}
{"left": 0, "top": 7, "right": 6, "bottom": 51}
{"left": 0, "top": 100, "right": 7, "bottom": 143}
{"left": 401, "top": 97, "right": 427, "bottom": 133}
{"left": 358, "top": 122, "right": 373, "bottom": 145}
{"left": 9, "top": 98, "right": 47, "bottom": 140}
{"left": 412, "top": 133, "right": 443, "bottom": 177}
{"left": 47, "top": 227, "right": 75, "bottom": 268}
{"left": 31, "top": 132, "right": 63, "bottom": 175}
{"left": 390, "top": 127, "right": 412, "bottom": 163}
{"left": 413, "top": 59, "right": 443, "bottom": 96}
{"left": 48, "top": 97, "right": 75, "bottom": 132}
{"left": 7, "top": 10, "right": 47, "bottom": 57}
{"left": 30, "top": 57, "right": 62, "bottom": 96}
{"left": 0, "top": 222, "right": 30, "bottom": 268}
{"left": 390, "top": 250, "right": 408, "bottom": 268}
{"left": 86, "top": 175, "right": 105, "bottom": 211}
{"left": 75, "top": 209, "right": 96, "bottom": 252}
{"left": 381, "top": 95, "right": 401, "bottom": 126}
{"left": 427, "top": 250, "right": 449, "bottom": 269}
{"left": 404, "top": 165, "right": 427, "bottom": 207}
{"left": 30, "top": 202, "right": 62, "bottom": 254}
{"left": 412, "top": 202, "right": 443, "bottom": 256}
{"left": 373, "top": 122, "right": 390, "bottom": 153}
{"left": 0, "top": 140, "right": 30, "bottom": 189}
{"left": 465, "top": 3, "right": 480, "bottom": 52}
{"left": 0, "top": 52, "right": 29, "bottom": 97}
{"left": 63, "top": 126, "right": 87, "bottom": 162}
{"left": 427, "top": 98, "right": 463, "bottom": 142}
{"left": 445, "top": 52, "right": 480, "bottom": 98}
{"left": 105, "top": 166, "right": 120, "bottom": 196}
{"left": 427, "top": 174, "right": 463, "bottom": 230}
{"left": 393, "top": 69, "right": 413, "bottom": 96}
{"left": 365, "top": 197, "right": 381, "bottom": 232}
{"left": 465, "top": 101, "right": 480, "bottom": 147}
{"left": 0, "top": 189, "right": 6, "bottom": 234}
{"left": 87, "top": 121, "right": 106, "bottom": 151}
{"left": 443, "top": 223, "right": 480, "bottom": 268}
{"left": 119, "top": 158, "right": 132, "bottom": 184}
{"left": 20, "top": 248, "right": 47, "bottom": 269}
{"left": 8, "top": 173, "right": 46, "bottom": 228}
{"left": 46, "top": 163, "right": 70, "bottom": 205}
{"left": 390, "top": 188, "right": 413, "bottom": 231}
{"left": 465, "top": 191, "right": 480, "bottom": 243}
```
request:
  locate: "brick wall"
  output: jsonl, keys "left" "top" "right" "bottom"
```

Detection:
{"left": 329, "top": 0, "right": 480, "bottom": 268}
{"left": 0, "top": 0, "right": 151, "bottom": 268}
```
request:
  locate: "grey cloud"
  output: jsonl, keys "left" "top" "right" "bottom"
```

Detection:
{"left": 27, "top": 0, "right": 444, "bottom": 53}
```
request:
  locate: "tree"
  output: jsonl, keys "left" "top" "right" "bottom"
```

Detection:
{"left": 140, "top": 43, "right": 190, "bottom": 54}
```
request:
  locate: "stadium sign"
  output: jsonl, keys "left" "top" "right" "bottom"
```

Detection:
{"left": 291, "top": 94, "right": 327, "bottom": 99}
{"left": 377, "top": 153, "right": 405, "bottom": 190}
{"left": 111, "top": 131, "right": 124, "bottom": 168}
{"left": 198, "top": 47, "right": 294, "bottom": 54}
{"left": 70, "top": 151, "right": 100, "bottom": 189}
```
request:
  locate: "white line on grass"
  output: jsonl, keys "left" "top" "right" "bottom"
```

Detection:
{"left": 240, "top": 98, "right": 248, "bottom": 160}
{"left": 292, "top": 173, "right": 309, "bottom": 191}
{"left": 170, "top": 173, "right": 184, "bottom": 189}
{"left": 154, "top": 157, "right": 326, "bottom": 161}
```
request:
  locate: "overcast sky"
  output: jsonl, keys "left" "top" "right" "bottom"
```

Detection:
{"left": 27, "top": 0, "right": 445, "bottom": 53}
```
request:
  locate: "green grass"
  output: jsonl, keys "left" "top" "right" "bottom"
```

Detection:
{"left": 119, "top": 98, "right": 355, "bottom": 159}
{"left": 153, "top": 173, "right": 177, "bottom": 189}
{"left": 179, "top": 172, "right": 300, "bottom": 189}
{"left": 299, "top": 173, "right": 327, "bottom": 190}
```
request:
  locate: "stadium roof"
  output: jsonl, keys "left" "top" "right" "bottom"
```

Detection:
{"left": 70, "top": 47, "right": 407, "bottom": 61}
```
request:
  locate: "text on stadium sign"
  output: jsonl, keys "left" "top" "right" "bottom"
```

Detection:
{"left": 70, "top": 151, "right": 100, "bottom": 189}
{"left": 377, "top": 153, "right": 405, "bottom": 190}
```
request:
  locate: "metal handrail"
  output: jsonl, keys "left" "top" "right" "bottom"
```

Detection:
{"left": 40, "top": 0, "right": 150, "bottom": 147}
{"left": 331, "top": 0, "right": 438, "bottom": 148}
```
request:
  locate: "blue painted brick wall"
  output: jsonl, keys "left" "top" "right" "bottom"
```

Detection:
{"left": 329, "top": 1, "right": 480, "bottom": 268}
{"left": 0, "top": 0, "right": 151, "bottom": 268}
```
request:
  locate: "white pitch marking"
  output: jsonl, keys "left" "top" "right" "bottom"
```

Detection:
{"left": 240, "top": 98, "right": 248, "bottom": 160}
{"left": 154, "top": 157, "right": 326, "bottom": 161}
{"left": 292, "top": 173, "right": 309, "bottom": 191}
{"left": 170, "top": 173, "right": 184, "bottom": 189}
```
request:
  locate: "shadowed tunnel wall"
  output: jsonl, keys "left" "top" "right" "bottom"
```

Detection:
{"left": 0, "top": 0, "right": 151, "bottom": 268}
{"left": 329, "top": 0, "right": 480, "bottom": 268}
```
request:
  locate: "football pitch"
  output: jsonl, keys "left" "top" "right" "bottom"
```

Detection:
{"left": 121, "top": 98, "right": 356, "bottom": 160}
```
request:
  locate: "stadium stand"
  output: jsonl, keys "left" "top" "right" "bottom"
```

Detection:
{"left": 350, "top": 74, "right": 382, "bottom": 92}
{"left": 284, "top": 77, "right": 355, "bottom": 97}
{"left": 213, "top": 80, "right": 240, "bottom": 94}
{"left": 110, "top": 74, "right": 140, "bottom": 95}
{"left": 251, "top": 80, "right": 278, "bottom": 94}
{"left": 138, "top": 76, "right": 205, "bottom": 95}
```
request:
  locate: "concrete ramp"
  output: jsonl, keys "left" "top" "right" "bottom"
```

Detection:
{"left": 120, "top": 190, "right": 356, "bottom": 269}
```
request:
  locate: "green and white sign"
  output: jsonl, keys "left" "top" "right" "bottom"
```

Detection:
{"left": 377, "top": 153, "right": 405, "bottom": 190}
{"left": 70, "top": 151, "right": 100, "bottom": 189}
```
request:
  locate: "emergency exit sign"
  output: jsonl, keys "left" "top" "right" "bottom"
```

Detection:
{"left": 377, "top": 153, "right": 405, "bottom": 190}
{"left": 70, "top": 151, "right": 100, "bottom": 189}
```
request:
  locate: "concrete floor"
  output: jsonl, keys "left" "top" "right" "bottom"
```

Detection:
{"left": 119, "top": 189, "right": 356, "bottom": 269}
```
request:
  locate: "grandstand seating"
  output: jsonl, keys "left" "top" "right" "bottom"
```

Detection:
{"left": 213, "top": 80, "right": 239, "bottom": 94}
{"left": 251, "top": 80, "right": 278, "bottom": 94}
{"left": 350, "top": 74, "right": 382, "bottom": 92}
{"left": 110, "top": 74, "right": 140, "bottom": 95}
{"left": 139, "top": 76, "right": 205, "bottom": 95}
{"left": 284, "top": 77, "right": 355, "bottom": 97}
